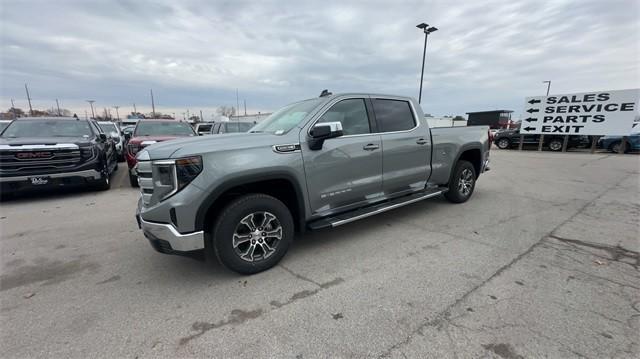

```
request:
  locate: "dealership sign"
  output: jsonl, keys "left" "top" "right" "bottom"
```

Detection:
{"left": 522, "top": 89, "right": 639, "bottom": 135}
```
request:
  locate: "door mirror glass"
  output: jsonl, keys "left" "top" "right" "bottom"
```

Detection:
{"left": 98, "top": 133, "right": 107, "bottom": 142}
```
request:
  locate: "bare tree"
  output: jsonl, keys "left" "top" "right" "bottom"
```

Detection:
{"left": 217, "top": 105, "right": 236, "bottom": 117}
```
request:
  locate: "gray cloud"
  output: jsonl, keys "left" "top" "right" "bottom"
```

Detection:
{"left": 1, "top": 0, "right": 638, "bottom": 118}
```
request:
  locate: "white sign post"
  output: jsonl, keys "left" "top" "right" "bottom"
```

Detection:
{"left": 522, "top": 89, "right": 639, "bottom": 136}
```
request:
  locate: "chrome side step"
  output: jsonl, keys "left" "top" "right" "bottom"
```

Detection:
{"left": 308, "top": 188, "right": 446, "bottom": 230}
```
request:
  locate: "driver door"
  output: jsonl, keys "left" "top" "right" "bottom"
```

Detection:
{"left": 300, "top": 98, "right": 383, "bottom": 216}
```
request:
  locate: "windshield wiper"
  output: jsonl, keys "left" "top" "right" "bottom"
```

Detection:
{"left": 249, "top": 130, "right": 264, "bottom": 133}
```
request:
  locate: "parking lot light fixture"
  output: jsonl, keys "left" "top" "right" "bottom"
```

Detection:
{"left": 417, "top": 23, "right": 438, "bottom": 104}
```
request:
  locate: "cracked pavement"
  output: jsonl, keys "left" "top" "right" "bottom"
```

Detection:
{"left": 1, "top": 151, "right": 639, "bottom": 358}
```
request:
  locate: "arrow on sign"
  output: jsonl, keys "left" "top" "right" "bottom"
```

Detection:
{"left": 528, "top": 99, "right": 541, "bottom": 104}
{"left": 526, "top": 108, "right": 539, "bottom": 113}
{"left": 523, "top": 126, "right": 536, "bottom": 131}
{"left": 525, "top": 117, "right": 537, "bottom": 123}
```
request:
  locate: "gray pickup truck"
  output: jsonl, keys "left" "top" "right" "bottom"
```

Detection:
{"left": 135, "top": 93, "right": 491, "bottom": 274}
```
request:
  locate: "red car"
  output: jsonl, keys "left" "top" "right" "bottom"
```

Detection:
{"left": 125, "top": 119, "right": 196, "bottom": 186}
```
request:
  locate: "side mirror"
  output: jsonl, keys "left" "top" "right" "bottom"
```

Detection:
{"left": 98, "top": 133, "right": 107, "bottom": 142}
{"left": 308, "top": 121, "right": 343, "bottom": 150}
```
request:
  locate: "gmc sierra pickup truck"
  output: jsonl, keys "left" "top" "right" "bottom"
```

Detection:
{"left": 0, "top": 117, "right": 117, "bottom": 197}
{"left": 135, "top": 93, "right": 491, "bottom": 274}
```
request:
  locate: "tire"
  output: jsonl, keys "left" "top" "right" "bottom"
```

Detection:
{"left": 444, "top": 160, "right": 476, "bottom": 204}
{"left": 548, "top": 139, "right": 563, "bottom": 151}
{"left": 496, "top": 138, "right": 510, "bottom": 149}
{"left": 211, "top": 194, "right": 294, "bottom": 275}
{"left": 129, "top": 172, "right": 139, "bottom": 187}
{"left": 609, "top": 141, "right": 622, "bottom": 153}
{"left": 94, "top": 163, "right": 111, "bottom": 191}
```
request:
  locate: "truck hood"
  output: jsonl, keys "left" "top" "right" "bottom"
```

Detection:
{"left": 0, "top": 136, "right": 94, "bottom": 147}
{"left": 142, "top": 133, "right": 282, "bottom": 159}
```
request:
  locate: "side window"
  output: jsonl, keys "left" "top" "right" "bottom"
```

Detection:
{"left": 89, "top": 121, "right": 102, "bottom": 135}
{"left": 219, "top": 124, "right": 226, "bottom": 133}
{"left": 372, "top": 99, "right": 416, "bottom": 132}
{"left": 317, "top": 98, "right": 370, "bottom": 136}
{"left": 212, "top": 123, "right": 221, "bottom": 133}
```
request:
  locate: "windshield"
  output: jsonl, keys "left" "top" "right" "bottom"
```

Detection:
{"left": 134, "top": 121, "right": 195, "bottom": 137}
{"left": 1, "top": 120, "right": 93, "bottom": 138}
{"left": 98, "top": 122, "right": 118, "bottom": 135}
{"left": 0, "top": 121, "right": 10, "bottom": 133}
{"left": 250, "top": 98, "right": 324, "bottom": 134}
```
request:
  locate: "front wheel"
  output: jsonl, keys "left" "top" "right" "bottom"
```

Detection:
{"left": 444, "top": 160, "right": 476, "bottom": 203}
{"left": 129, "top": 172, "right": 138, "bottom": 187}
{"left": 211, "top": 194, "right": 294, "bottom": 275}
{"left": 496, "top": 138, "right": 510, "bottom": 149}
{"left": 609, "top": 141, "right": 623, "bottom": 153}
{"left": 94, "top": 163, "right": 111, "bottom": 191}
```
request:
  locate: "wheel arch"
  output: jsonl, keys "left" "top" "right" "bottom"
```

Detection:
{"left": 448, "top": 146, "right": 483, "bottom": 185}
{"left": 195, "top": 172, "right": 307, "bottom": 235}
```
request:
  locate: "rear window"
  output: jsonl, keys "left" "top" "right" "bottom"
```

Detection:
{"left": 372, "top": 99, "right": 416, "bottom": 132}
{"left": 134, "top": 121, "right": 195, "bottom": 137}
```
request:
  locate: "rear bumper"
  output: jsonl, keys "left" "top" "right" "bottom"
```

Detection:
{"left": 136, "top": 213, "right": 205, "bottom": 253}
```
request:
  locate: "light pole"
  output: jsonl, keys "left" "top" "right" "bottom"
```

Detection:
{"left": 543, "top": 80, "right": 551, "bottom": 96}
{"left": 113, "top": 106, "right": 120, "bottom": 122}
{"left": 416, "top": 23, "right": 438, "bottom": 104}
{"left": 86, "top": 100, "right": 96, "bottom": 119}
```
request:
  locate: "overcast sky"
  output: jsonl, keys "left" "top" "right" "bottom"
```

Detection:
{"left": 1, "top": 0, "right": 638, "bottom": 119}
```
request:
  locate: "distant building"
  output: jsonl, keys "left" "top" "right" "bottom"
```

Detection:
{"left": 466, "top": 110, "right": 514, "bottom": 129}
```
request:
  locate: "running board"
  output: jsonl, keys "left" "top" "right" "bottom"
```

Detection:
{"left": 308, "top": 188, "right": 447, "bottom": 230}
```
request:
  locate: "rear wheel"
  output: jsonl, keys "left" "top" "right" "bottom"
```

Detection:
{"left": 444, "top": 160, "right": 476, "bottom": 203}
{"left": 548, "top": 139, "right": 563, "bottom": 151}
{"left": 211, "top": 194, "right": 294, "bottom": 274}
{"left": 496, "top": 138, "right": 510, "bottom": 149}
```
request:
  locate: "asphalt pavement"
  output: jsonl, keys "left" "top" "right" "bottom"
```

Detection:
{"left": 1, "top": 150, "right": 638, "bottom": 358}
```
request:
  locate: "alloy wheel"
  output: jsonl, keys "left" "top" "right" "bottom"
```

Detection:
{"left": 458, "top": 168, "right": 474, "bottom": 196}
{"left": 232, "top": 211, "right": 283, "bottom": 262}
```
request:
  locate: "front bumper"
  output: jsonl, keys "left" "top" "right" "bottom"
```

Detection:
{"left": 0, "top": 169, "right": 101, "bottom": 183}
{"left": 136, "top": 212, "right": 205, "bottom": 253}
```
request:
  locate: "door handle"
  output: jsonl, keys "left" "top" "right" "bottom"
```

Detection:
{"left": 363, "top": 143, "right": 380, "bottom": 151}
{"left": 416, "top": 138, "right": 428, "bottom": 145}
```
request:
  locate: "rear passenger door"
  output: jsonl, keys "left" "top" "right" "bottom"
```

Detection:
{"left": 372, "top": 97, "right": 431, "bottom": 196}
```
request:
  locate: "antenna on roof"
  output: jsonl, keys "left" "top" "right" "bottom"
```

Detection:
{"left": 319, "top": 89, "right": 332, "bottom": 97}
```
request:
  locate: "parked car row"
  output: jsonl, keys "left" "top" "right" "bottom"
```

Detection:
{"left": 194, "top": 121, "right": 255, "bottom": 135}
{"left": 491, "top": 128, "right": 639, "bottom": 153}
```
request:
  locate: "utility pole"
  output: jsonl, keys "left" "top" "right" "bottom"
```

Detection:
{"left": 10, "top": 98, "right": 17, "bottom": 118}
{"left": 113, "top": 106, "right": 120, "bottom": 122}
{"left": 133, "top": 103, "right": 137, "bottom": 114}
{"left": 416, "top": 23, "right": 438, "bottom": 104}
{"left": 186, "top": 109, "right": 190, "bottom": 121}
{"left": 85, "top": 110, "right": 88, "bottom": 119}
{"left": 55, "top": 99, "right": 61, "bottom": 116}
{"left": 24, "top": 83, "right": 33, "bottom": 115}
{"left": 244, "top": 100, "right": 247, "bottom": 115}
{"left": 86, "top": 100, "right": 96, "bottom": 119}
{"left": 150, "top": 89, "right": 156, "bottom": 118}
{"left": 236, "top": 88, "right": 240, "bottom": 120}
{"left": 200, "top": 110, "right": 203, "bottom": 122}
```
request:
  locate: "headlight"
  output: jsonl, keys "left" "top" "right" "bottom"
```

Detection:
{"left": 80, "top": 145, "right": 96, "bottom": 160}
{"left": 128, "top": 143, "right": 140, "bottom": 155}
{"left": 151, "top": 156, "right": 202, "bottom": 201}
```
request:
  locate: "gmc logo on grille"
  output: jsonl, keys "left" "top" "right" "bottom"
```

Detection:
{"left": 16, "top": 152, "right": 52, "bottom": 159}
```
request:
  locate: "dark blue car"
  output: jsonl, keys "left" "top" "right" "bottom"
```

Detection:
{"left": 598, "top": 133, "right": 640, "bottom": 153}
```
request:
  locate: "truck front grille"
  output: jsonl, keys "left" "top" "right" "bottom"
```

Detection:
{"left": 0, "top": 144, "right": 83, "bottom": 175}
{"left": 137, "top": 160, "right": 153, "bottom": 205}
